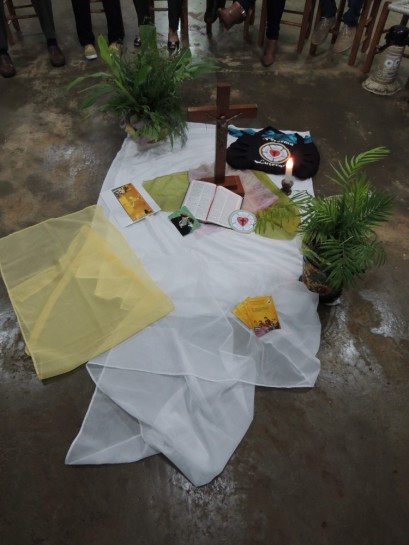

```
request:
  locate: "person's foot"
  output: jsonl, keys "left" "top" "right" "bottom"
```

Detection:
{"left": 108, "top": 41, "right": 123, "bottom": 56}
{"left": 84, "top": 43, "right": 98, "bottom": 60}
{"left": 134, "top": 36, "right": 141, "bottom": 47}
{"left": 48, "top": 44, "right": 65, "bottom": 67}
{"left": 0, "top": 52, "right": 16, "bottom": 78}
{"left": 218, "top": 1, "right": 246, "bottom": 30}
{"left": 311, "top": 16, "right": 336, "bottom": 45}
{"left": 333, "top": 23, "right": 356, "bottom": 53}
{"left": 204, "top": 0, "right": 224, "bottom": 24}
{"left": 261, "top": 39, "right": 277, "bottom": 67}
{"left": 167, "top": 31, "right": 179, "bottom": 52}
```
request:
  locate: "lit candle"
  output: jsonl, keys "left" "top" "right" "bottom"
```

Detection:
{"left": 285, "top": 158, "right": 293, "bottom": 183}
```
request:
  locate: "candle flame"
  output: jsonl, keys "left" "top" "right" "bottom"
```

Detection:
{"left": 286, "top": 158, "right": 294, "bottom": 169}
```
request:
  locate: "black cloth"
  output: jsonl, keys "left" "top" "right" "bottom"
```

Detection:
{"left": 226, "top": 127, "right": 320, "bottom": 180}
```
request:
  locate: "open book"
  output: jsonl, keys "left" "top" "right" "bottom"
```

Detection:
{"left": 183, "top": 180, "right": 243, "bottom": 229}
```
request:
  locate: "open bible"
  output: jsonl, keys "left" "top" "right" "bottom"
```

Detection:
{"left": 182, "top": 180, "right": 243, "bottom": 229}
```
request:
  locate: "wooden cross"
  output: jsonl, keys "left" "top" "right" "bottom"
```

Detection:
{"left": 187, "top": 82, "right": 257, "bottom": 196}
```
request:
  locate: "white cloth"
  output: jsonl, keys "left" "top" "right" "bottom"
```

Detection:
{"left": 66, "top": 124, "right": 321, "bottom": 486}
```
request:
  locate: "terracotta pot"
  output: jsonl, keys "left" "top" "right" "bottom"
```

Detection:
{"left": 301, "top": 257, "right": 342, "bottom": 304}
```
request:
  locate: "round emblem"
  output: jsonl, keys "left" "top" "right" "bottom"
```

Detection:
{"left": 229, "top": 210, "right": 257, "bottom": 234}
{"left": 259, "top": 142, "right": 290, "bottom": 164}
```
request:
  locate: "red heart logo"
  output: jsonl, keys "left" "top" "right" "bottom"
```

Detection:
{"left": 237, "top": 216, "right": 248, "bottom": 226}
{"left": 269, "top": 149, "right": 280, "bottom": 157}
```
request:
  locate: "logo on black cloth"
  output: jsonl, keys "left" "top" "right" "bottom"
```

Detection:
{"left": 259, "top": 142, "right": 290, "bottom": 164}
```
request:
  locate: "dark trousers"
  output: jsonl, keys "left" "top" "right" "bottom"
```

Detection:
{"left": 71, "top": 0, "right": 124, "bottom": 46}
{"left": 132, "top": 0, "right": 183, "bottom": 32}
{"left": 238, "top": 0, "right": 286, "bottom": 40}
{"left": 0, "top": 0, "right": 56, "bottom": 50}
{"left": 319, "top": 0, "right": 364, "bottom": 26}
{"left": 265, "top": 0, "right": 286, "bottom": 40}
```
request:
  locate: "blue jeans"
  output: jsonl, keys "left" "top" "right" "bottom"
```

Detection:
{"left": 320, "top": 0, "right": 364, "bottom": 27}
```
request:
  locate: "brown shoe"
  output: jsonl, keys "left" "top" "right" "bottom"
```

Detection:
{"left": 0, "top": 52, "right": 16, "bottom": 78}
{"left": 218, "top": 1, "right": 246, "bottom": 30}
{"left": 261, "top": 39, "right": 277, "bottom": 67}
{"left": 48, "top": 44, "right": 66, "bottom": 67}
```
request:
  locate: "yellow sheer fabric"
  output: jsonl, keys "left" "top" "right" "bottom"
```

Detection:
{"left": 0, "top": 206, "right": 174, "bottom": 379}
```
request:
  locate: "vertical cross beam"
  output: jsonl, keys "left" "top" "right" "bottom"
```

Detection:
{"left": 188, "top": 83, "right": 257, "bottom": 193}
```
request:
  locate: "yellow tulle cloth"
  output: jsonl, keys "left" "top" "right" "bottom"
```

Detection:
{"left": 0, "top": 205, "right": 174, "bottom": 379}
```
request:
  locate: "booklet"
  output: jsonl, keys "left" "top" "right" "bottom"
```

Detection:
{"left": 182, "top": 180, "right": 243, "bottom": 229}
{"left": 101, "top": 182, "right": 160, "bottom": 228}
{"left": 232, "top": 295, "right": 281, "bottom": 337}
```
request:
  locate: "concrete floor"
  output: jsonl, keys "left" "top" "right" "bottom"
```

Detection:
{"left": 1, "top": 1, "right": 409, "bottom": 544}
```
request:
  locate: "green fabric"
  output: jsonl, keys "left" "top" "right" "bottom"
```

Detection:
{"left": 143, "top": 170, "right": 299, "bottom": 240}
{"left": 143, "top": 172, "right": 189, "bottom": 211}
{"left": 252, "top": 171, "right": 299, "bottom": 240}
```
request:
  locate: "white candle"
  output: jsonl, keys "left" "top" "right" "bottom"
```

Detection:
{"left": 285, "top": 158, "right": 293, "bottom": 182}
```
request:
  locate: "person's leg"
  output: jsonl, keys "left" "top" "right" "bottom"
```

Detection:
{"left": 167, "top": 0, "right": 183, "bottom": 49}
{"left": 132, "top": 0, "right": 150, "bottom": 25}
{"left": 0, "top": 2, "right": 16, "bottom": 77}
{"left": 311, "top": 0, "right": 337, "bottom": 45}
{"left": 333, "top": 0, "right": 364, "bottom": 52}
{"left": 265, "top": 0, "right": 286, "bottom": 40}
{"left": 32, "top": 0, "right": 65, "bottom": 66}
{"left": 168, "top": 0, "right": 183, "bottom": 34}
{"left": 262, "top": 0, "right": 286, "bottom": 67}
{"left": 102, "top": 0, "right": 125, "bottom": 44}
{"left": 70, "top": 0, "right": 95, "bottom": 46}
{"left": 131, "top": 0, "right": 150, "bottom": 47}
{"left": 342, "top": 0, "right": 364, "bottom": 26}
{"left": 204, "top": 0, "right": 226, "bottom": 24}
{"left": 319, "top": 0, "right": 337, "bottom": 18}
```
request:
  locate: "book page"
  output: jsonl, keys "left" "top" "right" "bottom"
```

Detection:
{"left": 206, "top": 186, "right": 243, "bottom": 228}
{"left": 183, "top": 180, "right": 216, "bottom": 222}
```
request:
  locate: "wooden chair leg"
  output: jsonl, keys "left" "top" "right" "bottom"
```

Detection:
{"left": 348, "top": 0, "right": 384, "bottom": 66}
{"left": 297, "top": 0, "right": 316, "bottom": 54}
{"left": 361, "top": 0, "right": 381, "bottom": 52}
{"left": 348, "top": 0, "right": 373, "bottom": 65}
{"left": 361, "top": 1, "right": 391, "bottom": 73}
{"left": 257, "top": 0, "right": 266, "bottom": 47}
{"left": 5, "top": 0, "right": 21, "bottom": 32}
{"left": 243, "top": 0, "right": 255, "bottom": 40}
{"left": 3, "top": 16, "right": 15, "bottom": 45}
{"left": 180, "top": 0, "right": 188, "bottom": 37}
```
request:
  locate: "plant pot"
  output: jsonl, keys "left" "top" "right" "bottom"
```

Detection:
{"left": 301, "top": 257, "right": 342, "bottom": 304}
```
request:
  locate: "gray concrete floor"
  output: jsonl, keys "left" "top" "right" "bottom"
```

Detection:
{"left": 1, "top": 1, "right": 409, "bottom": 544}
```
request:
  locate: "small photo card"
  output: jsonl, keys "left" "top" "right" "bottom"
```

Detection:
{"left": 168, "top": 206, "right": 201, "bottom": 236}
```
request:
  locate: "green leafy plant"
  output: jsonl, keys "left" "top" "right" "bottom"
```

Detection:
{"left": 257, "top": 147, "right": 394, "bottom": 292}
{"left": 67, "top": 27, "right": 218, "bottom": 145}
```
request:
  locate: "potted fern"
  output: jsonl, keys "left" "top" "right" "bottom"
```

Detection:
{"left": 257, "top": 147, "right": 395, "bottom": 303}
{"left": 67, "top": 26, "right": 217, "bottom": 145}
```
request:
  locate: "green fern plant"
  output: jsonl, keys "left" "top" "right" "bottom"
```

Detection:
{"left": 259, "top": 147, "right": 394, "bottom": 292}
{"left": 300, "top": 147, "right": 394, "bottom": 291}
{"left": 67, "top": 27, "right": 218, "bottom": 145}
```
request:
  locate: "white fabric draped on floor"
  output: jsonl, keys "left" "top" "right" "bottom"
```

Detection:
{"left": 66, "top": 124, "right": 321, "bottom": 486}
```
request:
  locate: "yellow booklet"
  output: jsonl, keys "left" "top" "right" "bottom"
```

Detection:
{"left": 232, "top": 295, "right": 280, "bottom": 337}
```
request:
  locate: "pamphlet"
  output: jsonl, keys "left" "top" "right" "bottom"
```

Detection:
{"left": 182, "top": 180, "right": 243, "bottom": 229}
{"left": 232, "top": 295, "right": 281, "bottom": 337}
{"left": 101, "top": 182, "right": 160, "bottom": 227}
